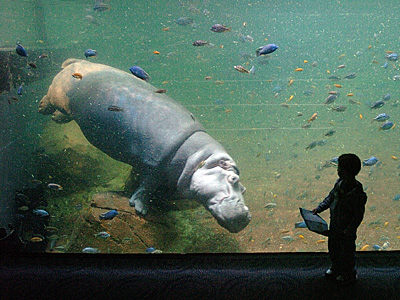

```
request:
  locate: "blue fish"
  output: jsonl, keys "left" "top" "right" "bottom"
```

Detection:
{"left": 94, "top": 231, "right": 110, "bottom": 239}
{"left": 33, "top": 209, "right": 50, "bottom": 217}
{"left": 17, "top": 84, "right": 23, "bottom": 95}
{"left": 84, "top": 49, "right": 97, "bottom": 58}
{"left": 384, "top": 61, "right": 388, "bottom": 68}
{"left": 294, "top": 221, "right": 307, "bottom": 229}
{"left": 256, "top": 44, "right": 278, "bottom": 57}
{"left": 382, "top": 93, "right": 391, "bottom": 101}
{"left": 373, "top": 113, "right": 390, "bottom": 122}
{"left": 146, "top": 247, "right": 156, "bottom": 253}
{"left": 372, "top": 245, "right": 382, "bottom": 251}
{"left": 363, "top": 156, "right": 378, "bottom": 166}
{"left": 379, "top": 121, "right": 394, "bottom": 131}
{"left": 386, "top": 53, "right": 399, "bottom": 61}
{"left": 129, "top": 66, "right": 150, "bottom": 82}
{"left": 16, "top": 43, "right": 28, "bottom": 57}
{"left": 176, "top": 17, "right": 194, "bottom": 26}
{"left": 82, "top": 247, "right": 100, "bottom": 253}
{"left": 370, "top": 100, "right": 385, "bottom": 109}
{"left": 99, "top": 209, "right": 118, "bottom": 220}
{"left": 392, "top": 194, "right": 400, "bottom": 201}
{"left": 330, "top": 156, "right": 339, "bottom": 164}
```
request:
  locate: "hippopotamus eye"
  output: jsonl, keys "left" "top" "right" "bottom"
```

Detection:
{"left": 219, "top": 159, "right": 228, "bottom": 169}
{"left": 228, "top": 174, "right": 239, "bottom": 185}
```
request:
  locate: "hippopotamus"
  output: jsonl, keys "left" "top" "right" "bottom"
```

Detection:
{"left": 38, "top": 59, "right": 251, "bottom": 233}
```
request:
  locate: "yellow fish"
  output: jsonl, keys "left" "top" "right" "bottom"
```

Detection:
{"left": 360, "top": 245, "right": 369, "bottom": 251}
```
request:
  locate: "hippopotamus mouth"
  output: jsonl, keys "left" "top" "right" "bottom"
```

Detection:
{"left": 206, "top": 179, "right": 251, "bottom": 233}
{"left": 190, "top": 157, "right": 251, "bottom": 233}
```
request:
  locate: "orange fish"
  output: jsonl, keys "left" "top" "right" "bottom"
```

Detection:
{"left": 347, "top": 93, "right": 354, "bottom": 96}
{"left": 162, "top": 27, "right": 170, "bottom": 31}
{"left": 308, "top": 113, "right": 318, "bottom": 122}
{"left": 372, "top": 60, "right": 379, "bottom": 64}
{"left": 391, "top": 155, "right": 398, "bottom": 160}
{"left": 205, "top": 76, "right": 212, "bottom": 80}
{"left": 328, "top": 91, "right": 338, "bottom": 95}
{"left": 359, "top": 114, "right": 363, "bottom": 119}
{"left": 153, "top": 51, "right": 160, "bottom": 54}
{"left": 303, "top": 60, "right": 308, "bottom": 63}
{"left": 333, "top": 84, "right": 342, "bottom": 88}
{"left": 288, "top": 95, "right": 294, "bottom": 102}
{"left": 72, "top": 73, "right": 83, "bottom": 80}
{"left": 225, "top": 109, "right": 232, "bottom": 113}
{"left": 294, "top": 68, "right": 303, "bottom": 72}
{"left": 288, "top": 79, "right": 294, "bottom": 86}
{"left": 386, "top": 50, "right": 394, "bottom": 54}
{"left": 368, "top": 45, "right": 372, "bottom": 49}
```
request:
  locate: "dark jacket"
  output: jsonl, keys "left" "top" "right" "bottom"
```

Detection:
{"left": 315, "top": 178, "right": 367, "bottom": 236}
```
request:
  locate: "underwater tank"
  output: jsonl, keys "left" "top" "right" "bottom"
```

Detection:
{"left": 1, "top": 0, "right": 400, "bottom": 255}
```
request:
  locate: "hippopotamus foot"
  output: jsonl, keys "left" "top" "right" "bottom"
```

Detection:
{"left": 129, "top": 186, "right": 151, "bottom": 216}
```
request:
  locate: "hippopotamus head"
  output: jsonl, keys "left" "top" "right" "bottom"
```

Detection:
{"left": 188, "top": 153, "right": 251, "bottom": 233}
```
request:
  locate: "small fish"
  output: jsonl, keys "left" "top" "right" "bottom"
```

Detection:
{"left": 28, "top": 62, "right": 37, "bottom": 69}
{"left": 30, "top": 237, "right": 44, "bottom": 243}
{"left": 347, "top": 93, "right": 354, "bottom": 96}
{"left": 47, "top": 183, "right": 63, "bottom": 190}
{"left": 176, "top": 17, "right": 194, "bottom": 26}
{"left": 307, "top": 113, "right": 318, "bottom": 122}
{"left": 93, "top": 3, "right": 110, "bottom": 11}
{"left": 38, "top": 54, "right": 48, "bottom": 59}
{"left": 392, "top": 194, "right": 400, "bottom": 201}
{"left": 337, "top": 64, "right": 346, "bottom": 69}
{"left": 373, "top": 113, "right": 390, "bottom": 122}
{"left": 381, "top": 94, "right": 391, "bottom": 102}
{"left": 324, "top": 94, "right": 337, "bottom": 105}
{"left": 154, "top": 89, "right": 166, "bottom": 93}
{"left": 82, "top": 247, "right": 100, "bottom": 253}
{"left": 370, "top": 100, "right": 385, "bottom": 109}
{"left": 360, "top": 245, "right": 369, "bottom": 251}
{"left": 16, "top": 42, "right": 28, "bottom": 57}
{"left": 264, "top": 203, "right": 277, "bottom": 209}
{"left": 288, "top": 79, "right": 294, "bottom": 86}
{"left": 316, "top": 239, "right": 326, "bottom": 244}
{"left": 379, "top": 121, "right": 394, "bottom": 130}
{"left": 386, "top": 53, "right": 399, "bottom": 61}
{"left": 306, "top": 141, "right": 317, "bottom": 150}
{"left": 17, "top": 84, "right": 23, "bottom": 95}
{"left": 72, "top": 73, "right": 83, "bottom": 80}
{"left": 281, "top": 235, "right": 294, "bottom": 242}
{"left": 192, "top": 40, "right": 208, "bottom": 46}
{"left": 153, "top": 51, "right": 160, "bottom": 55}
{"left": 331, "top": 105, "right": 347, "bottom": 112}
{"left": 295, "top": 221, "right": 307, "bottom": 229}
{"left": 392, "top": 75, "right": 400, "bottom": 81}
{"left": 344, "top": 72, "right": 356, "bottom": 79}
{"left": 107, "top": 105, "right": 124, "bottom": 112}
{"left": 256, "top": 44, "right": 279, "bottom": 56}
{"left": 362, "top": 156, "right": 378, "bottom": 166}
{"left": 249, "top": 66, "right": 255, "bottom": 75}
{"left": 33, "top": 209, "right": 50, "bottom": 217}
{"left": 210, "top": 24, "right": 231, "bottom": 33}
{"left": 328, "top": 75, "right": 341, "bottom": 80}
{"left": 234, "top": 65, "right": 250, "bottom": 73}
{"left": 333, "top": 84, "right": 342, "bottom": 88}
{"left": 99, "top": 209, "right": 119, "bottom": 220}
{"left": 94, "top": 231, "right": 111, "bottom": 239}
{"left": 129, "top": 66, "right": 150, "bottom": 82}
{"left": 372, "top": 245, "right": 382, "bottom": 251}
{"left": 324, "top": 129, "right": 336, "bottom": 137}
{"left": 294, "top": 68, "right": 303, "bottom": 72}
{"left": 84, "top": 49, "right": 97, "bottom": 58}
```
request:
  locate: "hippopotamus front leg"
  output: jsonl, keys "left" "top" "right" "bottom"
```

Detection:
{"left": 129, "top": 174, "right": 159, "bottom": 216}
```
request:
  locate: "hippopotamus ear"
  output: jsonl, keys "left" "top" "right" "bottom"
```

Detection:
{"left": 51, "top": 110, "right": 73, "bottom": 124}
{"left": 61, "top": 58, "right": 86, "bottom": 69}
{"left": 240, "top": 183, "right": 246, "bottom": 194}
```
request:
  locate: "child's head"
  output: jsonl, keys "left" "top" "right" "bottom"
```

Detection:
{"left": 337, "top": 153, "right": 361, "bottom": 179}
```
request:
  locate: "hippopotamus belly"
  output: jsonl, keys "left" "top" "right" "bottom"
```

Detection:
{"left": 39, "top": 59, "right": 251, "bottom": 233}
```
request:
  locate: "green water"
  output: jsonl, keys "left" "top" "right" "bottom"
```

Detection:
{"left": 3, "top": 0, "right": 400, "bottom": 253}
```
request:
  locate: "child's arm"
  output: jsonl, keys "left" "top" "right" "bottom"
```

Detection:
{"left": 312, "top": 188, "right": 335, "bottom": 214}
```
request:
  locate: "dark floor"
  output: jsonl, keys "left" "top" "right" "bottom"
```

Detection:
{"left": 1, "top": 251, "right": 400, "bottom": 300}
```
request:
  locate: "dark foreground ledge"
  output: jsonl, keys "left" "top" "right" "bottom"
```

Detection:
{"left": 1, "top": 251, "right": 400, "bottom": 300}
